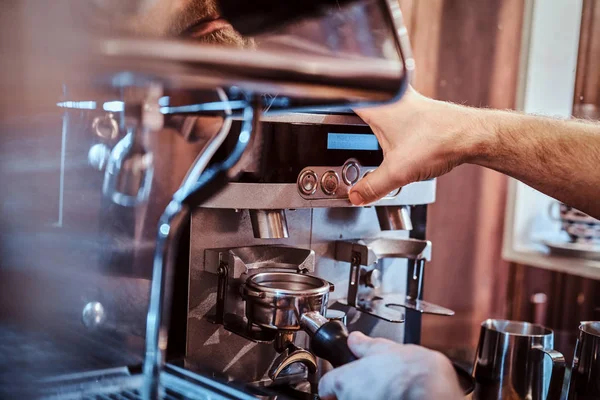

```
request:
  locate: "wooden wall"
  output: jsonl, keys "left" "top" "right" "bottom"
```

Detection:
{"left": 504, "top": 0, "right": 600, "bottom": 364}
{"left": 574, "top": 0, "right": 600, "bottom": 119}
{"left": 397, "top": 0, "right": 525, "bottom": 360}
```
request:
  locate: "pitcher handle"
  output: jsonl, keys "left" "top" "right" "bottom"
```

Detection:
{"left": 532, "top": 345, "right": 566, "bottom": 400}
{"left": 547, "top": 201, "right": 562, "bottom": 221}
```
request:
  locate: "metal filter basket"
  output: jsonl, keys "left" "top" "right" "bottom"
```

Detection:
{"left": 242, "top": 272, "right": 332, "bottom": 331}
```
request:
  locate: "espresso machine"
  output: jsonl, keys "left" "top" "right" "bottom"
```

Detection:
{"left": 182, "top": 112, "right": 454, "bottom": 396}
{"left": 0, "top": 0, "right": 453, "bottom": 398}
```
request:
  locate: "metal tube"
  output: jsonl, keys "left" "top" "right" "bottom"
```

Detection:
{"left": 300, "top": 311, "right": 329, "bottom": 337}
{"left": 249, "top": 209, "right": 289, "bottom": 239}
{"left": 142, "top": 99, "right": 258, "bottom": 400}
{"left": 375, "top": 205, "right": 412, "bottom": 231}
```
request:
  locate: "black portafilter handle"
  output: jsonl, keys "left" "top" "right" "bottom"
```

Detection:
{"left": 300, "top": 312, "right": 358, "bottom": 368}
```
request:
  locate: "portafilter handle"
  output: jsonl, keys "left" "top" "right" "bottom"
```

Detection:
{"left": 300, "top": 312, "right": 357, "bottom": 368}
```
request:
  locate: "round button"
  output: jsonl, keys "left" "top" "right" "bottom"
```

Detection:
{"left": 342, "top": 162, "right": 360, "bottom": 186}
{"left": 321, "top": 171, "right": 340, "bottom": 196}
{"left": 298, "top": 170, "right": 318, "bottom": 195}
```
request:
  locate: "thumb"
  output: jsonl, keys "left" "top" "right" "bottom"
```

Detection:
{"left": 348, "top": 158, "right": 409, "bottom": 205}
{"left": 347, "top": 331, "right": 397, "bottom": 358}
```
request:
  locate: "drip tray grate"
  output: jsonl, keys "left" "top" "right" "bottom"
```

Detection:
{"left": 81, "top": 388, "right": 185, "bottom": 400}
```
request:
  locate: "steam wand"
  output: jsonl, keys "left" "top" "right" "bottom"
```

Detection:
{"left": 142, "top": 95, "right": 260, "bottom": 400}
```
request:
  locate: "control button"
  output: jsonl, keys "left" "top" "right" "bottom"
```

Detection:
{"left": 321, "top": 171, "right": 340, "bottom": 196}
{"left": 298, "top": 170, "right": 318, "bottom": 195}
{"left": 342, "top": 162, "right": 360, "bottom": 186}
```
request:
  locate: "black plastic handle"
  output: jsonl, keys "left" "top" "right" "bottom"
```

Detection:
{"left": 310, "top": 320, "right": 357, "bottom": 368}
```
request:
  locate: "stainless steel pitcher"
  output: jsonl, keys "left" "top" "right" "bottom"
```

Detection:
{"left": 472, "top": 319, "right": 566, "bottom": 400}
{"left": 568, "top": 321, "right": 600, "bottom": 399}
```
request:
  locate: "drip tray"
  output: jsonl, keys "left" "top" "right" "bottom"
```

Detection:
{"left": 30, "top": 365, "right": 265, "bottom": 400}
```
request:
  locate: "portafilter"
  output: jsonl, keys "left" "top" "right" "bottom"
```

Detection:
{"left": 241, "top": 271, "right": 358, "bottom": 367}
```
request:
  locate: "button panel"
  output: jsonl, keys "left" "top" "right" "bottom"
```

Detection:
{"left": 296, "top": 159, "right": 402, "bottom": 200}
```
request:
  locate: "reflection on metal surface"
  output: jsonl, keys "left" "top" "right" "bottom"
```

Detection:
{"left": 249, "top": 209, "right": 289, "bottom": 239}
{"left": 2, "top": 0, "right": 413, "bottom": 114}
{"left": 473, "top": 320, "right": 566, "bottom": 400}
{"left": 55, "top": 106, "right": 68, "bottom": 228}
{"left": 568, "top": 321, "right": 600, "bottom": 399}
{"left": 243, "top": 272, "right": 331, "bottom": 331}
{"left": 92, "top": 113, "right": 119, "bottom": 140}
{"left": 103, "top": 126, "right": 154, "bottom": 207}
{"left": 102, "top": 87, "right": 163, "bottom": 207}
{"left": 82, "top": 302, "right": 107, "bottom": 329}
{"left": 88, "top": 143, "right": 112, "bottom": 171}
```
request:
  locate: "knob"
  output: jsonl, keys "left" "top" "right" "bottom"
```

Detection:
{"left": 321, "top": 171, "right": 340, "bottom": 196}
{"left": 342, "top": 161, "right": 360, "bottom": 186}
{"left": 298, "top": 170, "right": 318, "bottom": 195}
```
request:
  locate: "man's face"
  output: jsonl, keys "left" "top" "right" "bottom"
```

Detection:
{"left": 125, "top": 0, "right": 247, "bottom": 46}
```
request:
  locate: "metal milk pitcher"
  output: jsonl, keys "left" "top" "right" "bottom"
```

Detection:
{"left": 568, "top": 321, "right": 600, "bottom": 399}
{"left": 472, "top": 319, "right": 566, "bottom": 400}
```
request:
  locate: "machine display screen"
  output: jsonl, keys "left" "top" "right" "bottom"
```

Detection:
{"left": 327, "top": 133, "right": 380, "bottom": 151}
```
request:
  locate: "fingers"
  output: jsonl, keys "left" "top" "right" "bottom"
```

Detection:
{"left": 318, "top": 363, "right": 356, "bottom": 400}
{"left": 348, "top": 158, "right": 410, "bottom": 205}
{"left": 347, "top": 331, "right": 399, "bottom": 358}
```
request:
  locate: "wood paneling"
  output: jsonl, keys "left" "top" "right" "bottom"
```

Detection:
{"left": 396, "top": 0, "right": 525, "bottom": 360}
{"left": 573, "top": 0, "right": 600, "bottom": 119}
{"left": 502, "top": 0, "right": 600, "bottom": 364}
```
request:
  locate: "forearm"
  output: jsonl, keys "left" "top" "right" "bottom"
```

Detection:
{"left": 468, "top": 109, "right": 600, "bottom": 218}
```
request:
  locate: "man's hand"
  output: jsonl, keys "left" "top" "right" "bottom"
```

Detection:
{"left": 318, "top": 332, "right": 463, "bottom": 400}
{"left": 349, "top": 88, "right": 484, "bottom": 206}
{"left": 349, "top": 88, "right": 600, "bottom": 218}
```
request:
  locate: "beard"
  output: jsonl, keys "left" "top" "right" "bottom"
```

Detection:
{"left": 76, "top": 0, "right": 248, "bottom": 46}
{"left": 187, "top": 26, "right": 249, "bottom": 47}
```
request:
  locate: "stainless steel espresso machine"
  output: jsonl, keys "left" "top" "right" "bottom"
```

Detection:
{"left": 0, "top": 0, "right": 454, "bottom": 399}
{"left": 183, "top": 112, "right": 454, "bottom": 396}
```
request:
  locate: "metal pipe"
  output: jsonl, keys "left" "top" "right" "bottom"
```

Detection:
{"left": 142, "top": 96, "right": 258, "bottom": 400}
{"left": 375, "top": 205, "right": 412, "bottom": 231}
{"left": 249, "top": 209, "right": 289, "bottom": 239}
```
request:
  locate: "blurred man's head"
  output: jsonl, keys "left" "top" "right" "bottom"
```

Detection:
{"left": 86, "top": 0, "right": 247, "bottom": 46}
